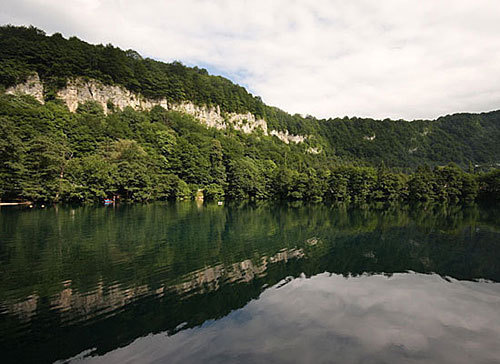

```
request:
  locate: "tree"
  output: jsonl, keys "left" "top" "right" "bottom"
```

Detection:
{"left": 21, "top": 135, "right": 71, "bottom": 202}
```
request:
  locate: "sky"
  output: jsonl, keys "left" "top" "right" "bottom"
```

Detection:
{"left": 1, "top": 0, "right": 500, "bottom": 120}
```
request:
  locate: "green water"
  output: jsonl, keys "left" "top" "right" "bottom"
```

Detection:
{"left": 1, "top": 202, "right": 499, "bottom": 363}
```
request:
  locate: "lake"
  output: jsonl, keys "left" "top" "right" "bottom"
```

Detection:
{"left": 1, "top": 202, "right": 499, "bottom": 363}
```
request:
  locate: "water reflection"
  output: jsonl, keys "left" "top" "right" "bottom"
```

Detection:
{"left": 1, "top": 246, "right": 304, "bottom": 327}
{"left": 83, "top": 273, "right": 500, "bottom": 364}
{"left": 0, "top": 202, "right": 499, "bottom": 363}
{"left": 175, "top": 247, "right": 304, "bottom": 298}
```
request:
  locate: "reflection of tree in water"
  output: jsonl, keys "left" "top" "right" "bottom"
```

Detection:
{"left": 0, "top": 202, "right": 499, "bottom": 363}
{"left": 1, "top": 247, "right": 304, "bottom": 324}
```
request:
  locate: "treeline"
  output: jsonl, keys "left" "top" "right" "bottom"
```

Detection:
{"left": 278, "top": 164, "right": 499, "bottom": 203}
{"left": 0, "top": 93, "right": 498, "bottom": 204}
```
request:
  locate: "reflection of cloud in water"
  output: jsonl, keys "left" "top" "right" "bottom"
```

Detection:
{"left": 82, "top": 273, "right": 500, "bottom": 364}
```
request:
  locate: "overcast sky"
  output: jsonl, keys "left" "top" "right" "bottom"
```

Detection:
{"left": 2, "top": 0, "right": 500, "bottom": 120}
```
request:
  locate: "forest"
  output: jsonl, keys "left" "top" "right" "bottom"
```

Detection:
{"left": 0, "top": 93, "right": 498, "bottom": 204}
{"left": 0, "top": 25, "right": 499, "bottom": 204}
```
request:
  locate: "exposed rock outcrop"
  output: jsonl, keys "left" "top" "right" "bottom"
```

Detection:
{"left": 409, "top": 147, "right": 418, "bottom": 154}
{"left": 270, "top": 130, "right": 306, "bottom": 144}
{"left": 5, "top": 74, "right": 306, "bottom": 143}
{"left": 5, "top": 73, "right": 44, "bottom": 104}
{"left": 170, "top": 102, "right": 268, "bottom": 134}
{"left": 307, "top": 147, "right": 321, "bottom": 154}
{"left": 57, "top": 78, "right": 166, "bottom": 113}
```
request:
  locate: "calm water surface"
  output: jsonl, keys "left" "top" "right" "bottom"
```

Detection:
{"left": 1, "top": 202, "right": 499, "bottom": 364}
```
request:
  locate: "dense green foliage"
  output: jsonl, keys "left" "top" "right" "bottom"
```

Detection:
{"left": 317, "top": 112, "right": 500, "bottom": 168}
{"left": 0, "top": 25, "right": 499, "bottom": 203}
{"left": 0, "top": 94, "right": 498, "bottom": 204}
{"left": 0, "top": 94, "right": 319, "bottom": 203}
{"left": 1, "top": 25, "right": 500, "bottom": 168}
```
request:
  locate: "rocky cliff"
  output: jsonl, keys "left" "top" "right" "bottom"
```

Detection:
{"left": 6, "top": 74, "right": 306, "bottom": 144}
{"left": 5, "top": 73, "right": 44, "bottom": 104}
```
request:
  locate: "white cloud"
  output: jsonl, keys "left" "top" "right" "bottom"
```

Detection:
{"left": 1, "top": 0, "right": 500, "bottom": 119}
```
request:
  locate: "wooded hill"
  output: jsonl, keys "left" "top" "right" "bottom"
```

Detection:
{"left": 0, "top": 25, "right": 499, "bottom": 203}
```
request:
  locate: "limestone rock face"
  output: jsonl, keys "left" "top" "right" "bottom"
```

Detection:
{"left": 227, "top": 112, "right": 269, "bottom": 135}
{"left": 307, "top": 147, "right": 321, "bottom": 154}
{"left": 170, "top": 102, "right": 224, "bottom": 129}
{"left": 270, "top": 129, "right": 306, "bottom": 144}
{"left": 58, "top": 78, "right": 273, "bottom": 136}
{"left": 57, "top": 78, "right": 167, "bottom": 113}
{"left": 4, "top": 73, "right": 306, "bottom": 143}
{"left": 5, "top": 73, "right": 44, "bottom": 104}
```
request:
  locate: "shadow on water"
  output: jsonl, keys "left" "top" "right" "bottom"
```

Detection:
{"left": 0, "top": 202, "right": 499, "bottom": 363}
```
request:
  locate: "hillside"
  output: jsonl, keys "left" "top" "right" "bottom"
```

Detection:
{"left": 0, "top": 25, "right": 499, "bottom": 204}
{"left": 2, "top": 25, "right": 500, "bottom": 167}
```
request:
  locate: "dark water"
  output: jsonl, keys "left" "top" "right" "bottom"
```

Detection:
{"left": 1, "top": 202, "right": 500, "bottom": 364}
